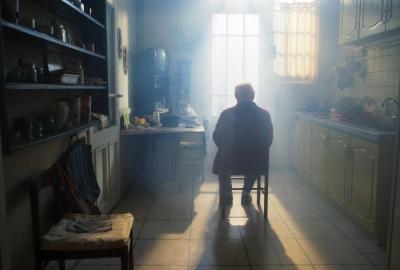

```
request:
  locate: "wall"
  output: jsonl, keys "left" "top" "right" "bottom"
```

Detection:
{"left": 331, "top": 43, "right": 400, "bottom": 105}
{"left": 136, "top": 0, "right": 274, "bottom": 118}
{"left": 270, "top": 0, "right": 340, "bottom": 168}
{"left": 1, "top": 0, "right": 137, "bottom": 269}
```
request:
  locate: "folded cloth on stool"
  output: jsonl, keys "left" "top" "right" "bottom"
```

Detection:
{"left": 42, "top": 213, "right": 134, "bottom": 251}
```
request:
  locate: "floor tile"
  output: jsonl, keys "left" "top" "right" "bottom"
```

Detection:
{"left": 189, "top": 239, "right": 249, "bottom": 266}
{"left": 313, "top": 265, "right": 376, "bottom": 270}
{"left": 136, "top": 267, "right": 189, "bottom": 270}
{"left": 190, "top": 219, "right": 241, "bottom": 239}
{"left": 133, "top": 219, "right": 145, "bottom": 239}
{"left": 119, "top": 193, "right": 153, "bottom": 205}
{"left": 139, "top": 220, "right": 191, "bottom": 239}
{"left": 284, "top": 219, "right": 344, "bottom": 238}
{"left": 269, "top": 192, "right": 312, "bottom": 207}
{"left": 243, "top": 239, "right": 281, "bottom": 265}
{"left": 112, "top": 203, "right": 151, "bottom": 219}
{"left": 271, "top": 239, "right": 311, "bottom": 265}
{"left": 350, "top": 238, "right": 385, "bottom": 254}
{"left": 316, "top": 205, "right": 346, "bottom": 220}
{"left": 253, "top": 266, "right": 315, "bottom": 270}
{"left": 239, "top": 219, "right": 294, "bottom": 240}
{"left": 153, "top": 192, "right": 193, "bottom": 205}
{"left": 147, "top": 204, "right": 192, "bottom": 220}
{"left": 73, "top": 265, "right": 121, "bottom": 270}
{"left": 297, "top": 238, "right": 369, "bottom": 265}
{"left": 331, "top": 219, "right": 367, "bottom": 238}
{"left": 276, "top": 204, "right": 326, "bottom": 220}
{"left": 190, "top": 267, "right": 250, "bottom": 270}
{"left": 134, "top": 240, "right": 190, "bottom": 266}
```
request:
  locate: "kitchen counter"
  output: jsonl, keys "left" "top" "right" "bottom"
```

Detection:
{"left": 295, "top": 112, "right": 396, "bottom": 143}
{"left": 121, "top": 124, "right": 205, "bottom": 136}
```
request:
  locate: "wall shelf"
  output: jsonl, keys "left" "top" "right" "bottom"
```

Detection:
{"left": 1, "top": 21, "right": 106, "bottom": 60}
{"left": 30, "top": 0, "right": 105, "bottom": 30}
{"left": 10, "top": 121, "right": 98, "bottom": 152}
{"left": 5, "top": 83, "right": 107, "bottom": 91}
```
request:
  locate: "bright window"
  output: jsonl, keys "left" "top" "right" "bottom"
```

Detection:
{"left": 274, "top": 0, "right": 319, "bottom": 81}
{"left": 211, "top": 14, "right": 259, "bottom": 116}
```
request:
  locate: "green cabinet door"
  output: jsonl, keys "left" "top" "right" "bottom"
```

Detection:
{"left": 311, "top": 124, "right": 329, "bottom": 191}
{"left": 328, "top": 130, "right": 350, "bottom": 209}
{"left": 359, "top": 0, "right": 386, "bottom": 38}
{"left": 348, "top": 137, "right": 378, "bottom": 233}
{"left": 298, "top": 120, "right": 312, "bottom": 180}
{"left": 339, "top": 0, "right": 360, "bottom": 44}
{"left": 386, "top": 0, "right": 400, "bottom": 31}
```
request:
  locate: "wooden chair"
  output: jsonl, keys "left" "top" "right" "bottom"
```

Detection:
{"left": 30, "top": 169, "right": 134, "bottom": 270}
{"left": 220, "top": 170, "right": 269, "bottom": 221}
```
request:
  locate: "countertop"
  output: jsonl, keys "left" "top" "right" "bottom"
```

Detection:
{"left": 295, "top": 112, "right": 396, "bottom": 143}
{"left": 121, "top": 125, "right": 205, "bottom": 136}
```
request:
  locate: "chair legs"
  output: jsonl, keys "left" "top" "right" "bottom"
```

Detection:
{"left": 58, "top": 260, "right": 66, "bottom": 270}
{"left": 129, "top": 231, "right": 134, "bottom": 270}
{"left": 264, "top": 174, "right": 269, "bottom": 221}
{"left": 220, "top": 181, "right": 226, "bottom": 218}
{"left": 256, "top": 177, "right": 261, "bottom": 206}
{"left": 220, "top": 175, "right": 268, "bottom": 220}
{"left": 121, "top": 246, "right": 130, "bottom": 270}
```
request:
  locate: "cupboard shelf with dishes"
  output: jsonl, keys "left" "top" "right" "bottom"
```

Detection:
{"left": 0, "top": 0, "right": 110, "bottom": 154}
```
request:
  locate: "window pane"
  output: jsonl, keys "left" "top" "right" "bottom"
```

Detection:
{"left": 213, "top": 14, "right": 226, "bottom": 35}
{"left": 212, "top": 36, "right": 227, "bottom": 96}
{"left": 245, "top": 15, "right": 259, "bottom": 35}
{"left": 227, "top": 36, "right": 244, "bottom": 92}
{"left": 228, "top": 14, "right": 243, "bottom": 35}
{"left": 245, "top": 37, "right": 259, "bottom": 90}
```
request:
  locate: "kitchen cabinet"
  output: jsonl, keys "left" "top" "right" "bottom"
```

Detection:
{"left": 92, "top": 126, "right": 121, "bottom": 213}
{"left": 339, "top": 0, "right": 360, "bottom": 44}
{"left": 108, "top": 138, "right": 121, "bottom": 203}
{"left": 293, "top": 113, "right": 395, "bottom": 246}
{"left": 339, "top": 0, "right": 400, "bottom": 44}
{"left": 297, "top": 120, "right": 312, "bottom": 181}
{"left": 94, "top": 143, "right": 110, "bottom": 212}
{"left": 311, "top": 125, "right": 329, "bottom": 192}
{"left": 386, "top": 0, "right": 400, "bottom": 31}
{"left": 359, "top": 0, "right": 386, "bottom": 38}
{"left": 348, "top": 137, "right": 378, "bottom": 234}
{"left": 327, "top": 130, "right": 350, "bottom": 209}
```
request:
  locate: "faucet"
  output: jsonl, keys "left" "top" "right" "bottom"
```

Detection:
{"left": 381, "top": 98, "right": 400, "bottom": 118}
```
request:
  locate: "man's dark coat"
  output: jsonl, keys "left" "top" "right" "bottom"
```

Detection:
{"left": 212, "top": 101, "right": 273, "bottom": 175}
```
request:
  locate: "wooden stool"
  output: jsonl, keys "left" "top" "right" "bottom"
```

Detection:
{"left": 220, "top": 173, "right": 269, "bottom": 221}
{"left": 30, "top": 169, "right": 134, "bottom": 270}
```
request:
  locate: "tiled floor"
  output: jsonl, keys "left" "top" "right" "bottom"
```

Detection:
{"left": 72, "top": 170, "right": 387, "bottom": 270}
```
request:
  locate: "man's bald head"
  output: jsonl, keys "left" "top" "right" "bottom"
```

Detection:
{"left": 235, "top": 83, "right": 255, "bottom": 103}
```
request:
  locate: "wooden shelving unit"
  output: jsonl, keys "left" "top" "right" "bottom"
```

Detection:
{"left": 0, "top": 0, "right": 109, "bottom": 153}
{"left": 2, "top": 21, "right": 106, "bottom": 60}
{"left": 10, "top": 121, "right": 98, "bottom": 152}
{"left": 5, "top": 83, "right": 107, "bottom": 91}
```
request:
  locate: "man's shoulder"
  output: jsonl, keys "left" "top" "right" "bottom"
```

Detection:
{"left": 220, "top": 106, "right": 236, "bottom": 116}
{"left": 255, "top": 105, "right": 271, "bottom": 117}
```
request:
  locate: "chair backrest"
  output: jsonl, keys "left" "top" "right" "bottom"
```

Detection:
{"left": 30, "top": 168, "right": 61, "bottom": 253}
